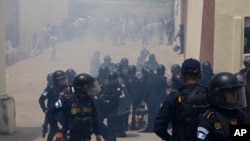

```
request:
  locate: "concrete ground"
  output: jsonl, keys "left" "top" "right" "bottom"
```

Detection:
{"left": 0, "top": 36, "right": 183, "bottom": 141}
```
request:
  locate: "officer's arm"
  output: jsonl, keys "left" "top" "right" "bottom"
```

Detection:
{"left": 46, "top": 99, "right": 64, "bottom": 133}
{"left": 154, "top": 96, "right": 173, "bottom": 140}
{"left": 38, "top": 90, "right": 49, "bottom": 113}
{"left": 196, "top": 113, "right": 213, "bottom": 141}
{"left": 91, "top": 99, "right": 101, "bottom": 136}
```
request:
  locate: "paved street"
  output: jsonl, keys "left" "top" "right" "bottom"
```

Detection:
{"left": 0, "top": 37, "right": 183, "bottom": 141}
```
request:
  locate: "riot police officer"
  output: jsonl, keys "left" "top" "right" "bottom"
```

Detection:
{"left": 168, "top": 64, "right": 183, "bottom": 90}
{"left": 155, "top": 64, "right": 168, "bottom": 101}
{"left": 47, "top": 73, "right": 102, "bottom": 141}
{"left": 199, "top": 62, "right": 214, "bottom": 86}
{"left": 239, "top": 55, "right": 250, "bottom": 75}
{"left": 96, "top": 66, "right": 110, "bottom": 87}
{"left": 126, "top": 65, "right": 143, "bottom": 130}
{"left": 47, "top": 73, "right": 54, "bottom": 86}
{"left": 154, "top": 58, "right": 208, "bottom": 141}
{"left": 243, "top": 69, "right": 250, "bottom": 124}
{"left": 120, "top": 58, "right": 129, "bottom": 77}
{"left": 98, "top": 71, "right": 129, "bottom": 138}
{"left": 140, "top": 67, "right": 158, "bottom": 132}
{"left": 65, "top": 69, "right": 76, "bottom": 86}
{"left": 196, "top": 72, "right": 247, "bottom": 141}
{"left": 39, "top": 70, "right": 68, "bottom": 141}
{"left": 100, "top": 55, "right": 115, "bottom": 71}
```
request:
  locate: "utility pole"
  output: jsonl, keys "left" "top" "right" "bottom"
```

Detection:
{"left": 0, "top": 0, "right": 16, "bottom": 134}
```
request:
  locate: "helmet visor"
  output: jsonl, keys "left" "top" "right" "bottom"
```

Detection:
{"left": 215, "top": 87, "right": 247, "bottom": 109}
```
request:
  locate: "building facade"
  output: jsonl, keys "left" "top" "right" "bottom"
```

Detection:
{"left": 175, "top": 0, "right": 250, "bottom": 73}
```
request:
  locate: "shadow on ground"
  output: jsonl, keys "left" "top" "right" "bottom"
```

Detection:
{"left": 0, "top": 126, "right": 42, "bottom": 141}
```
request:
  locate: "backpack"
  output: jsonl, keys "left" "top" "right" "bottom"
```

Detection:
{"left": 172, "top": 86, "right": 210, "bottom": 141}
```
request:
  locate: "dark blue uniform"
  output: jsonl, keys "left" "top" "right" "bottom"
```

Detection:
{"left": 154, "top": 84, "right": 207, "bottom": 141}
{"left": 196, "top": 109, "right": 245, "bottom": 141}
{"left": 47, "top": 94, "right": 100, "bottom": 141}
{"left": 126, "top": 74, "right": 143, "bottom": 129}
{"left": 39, "top": 85, "right": 66, "bottom": 141}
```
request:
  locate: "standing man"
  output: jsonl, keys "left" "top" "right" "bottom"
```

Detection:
{"left": 90, "top": 51, "right": 101, "bottom": 77}
{"left": 136, "top": 47, "right": 150, "bottom": 73}
{"left": 39, "top": 70, "right": 68, "bottom": 141}
{"left": 199, "top": 62, "right": 214, "bottom": 87}
{"left": 196, "top": 72, "right": 247, "bottom": 141}
{"left": 47, "top": 73, "right": 102, "bottom": 141}
{"left": 154, "top": 58, "right": 209, "bottom": 141}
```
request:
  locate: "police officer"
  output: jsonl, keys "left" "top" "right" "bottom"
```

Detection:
{"left": 100, "top": 55, "right": 115, "bottom": 71}
{"left": 140, "top": 67, "right": 158, "bottom": 132}
{"left": 39, "top": 70, "right": 68, "bottom": 141}
{"left": 154, "top": 58, "right": 208, "bottom": 141}
{"left": 196, "top": 72, "right": 247, "bottom": 141}
{"left": 98, "top": 71, "right": 128, "bottom": 138}
{"left": 168, "top": 64, "right": 183, "bottom": 90}
{"left": 47, "top": 73, "right": 102, "bottom": 141}
{"left": 144, "top": 54, "right": 159, "bottom": 73}
{"left": 155, "top": 64, "right": 168, "bottom": 101}
{"left": 126, "top": 65, "right": 143, "bottom": 130}
{"left": 120, "top": 58, "right": 129, "bottom": 77}
{"left": 96, "top": 66, "right": 110, "bottom": 87}
{"left": 40, "top": 73, "right": 53, "bottom": 138}
{"left": 199, "top": 62, "right": 214, "bottom": 87}
{"left": 65, "top": 69, "right": 76, "bottom": 86}
{"left": 243, "top": 69, "right": 250, "bottom": 124}
{"left": 239, "top": 55, "right": 250, "bottom": 75}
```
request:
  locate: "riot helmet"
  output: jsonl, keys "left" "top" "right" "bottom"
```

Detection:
{"left": 128, "top": 65, "right": 137, "bottom": 76}
{"left": 148, "top": 54, "right": 156, "bottom": 62}
{"left": 52, "top": 70, "right": 66, "bottom": 85}
{"left": 104, "top": 55, "right": 111, "bottom": 63}
{"left": 66, "top": 69, "right": 76, "bottom": 85}
{"left": 244, "top": 55, "right": 250, "bottom": 68}
{"left": 201, "top": 62, "right": 213, "bottom": 73}
{"left": 156, "top": 64, "right": 166, "bottom": 76}
{"left": 142, "top": 67, "right": 153, "bottom": 79}
{"left": 120, "top": 58, "right": 129, "bottom": 68}
{"left": 170, "top": 64, "right": 181, "bottom": 75}
{"left": 73, "top": 73, "right": 95, "bottom": 96}
{"left": 235, "top": 73, "right": 246, "bottom": 85}
{"left": 47, "top": 73, "right": 54, "bottom": 85}
{"left": 115, "top": 63, "right": 123, "bottom": 72}
{"left": 107, "top": 71, "right": 118, "bottom": 86}
{"left": 98, "top": 66, "right": 110, "bottom": 77}
{"left": 208, "top": 72, "right": 247, "bottom": 109}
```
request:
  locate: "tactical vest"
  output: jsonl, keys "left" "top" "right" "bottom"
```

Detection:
{"left": 68, "top": 95, "right": 93, "bottom": 137}
{"left": 202, "top": 109, "right": 245, "bottom": 141}
{"left": 172, "top": 86, "right": 209, "bottom": 141}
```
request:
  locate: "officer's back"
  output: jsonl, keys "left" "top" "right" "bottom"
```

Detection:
{"left": 154, "top": 58, "right": 208, "bottom": 141}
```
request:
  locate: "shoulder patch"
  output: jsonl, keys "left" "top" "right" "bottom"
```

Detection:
{"left": 214, "top": 122, "right": 222, "bottom": 130}
{"left": 55, "top": 99, "right": 62, "bottom": 108}
{"left": 231, "top": 119, "right": 238, "bottom": 125}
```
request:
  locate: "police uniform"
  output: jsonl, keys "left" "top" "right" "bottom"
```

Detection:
{"left": 98, "top": 82, "right": 128, "bottom": 138}
{"left": 154, "top": 58, "right": 208, "bottom": 141}
{"left": 47, "top": 93, "right": 100, "bottom": 141}
{"left": 196, "top": 72, "right": 247, "bottom": 141}
{"left": 154, "top": 83, "right": 207, "bottom": 141}
{"left": 39, "top": 84, "right": 66, "bottom": 141}
{"left": 196, "top": 109, "right": 245, "bottom": 141}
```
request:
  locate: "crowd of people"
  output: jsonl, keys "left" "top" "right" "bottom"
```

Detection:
{"left": 38, "top": 49, "right": 250, "bottom": 141}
